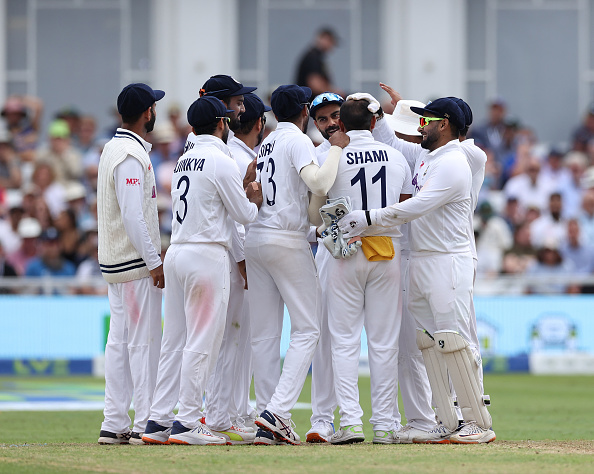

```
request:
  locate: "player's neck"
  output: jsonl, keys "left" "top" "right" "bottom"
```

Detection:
{"left": 235, "top": 132, "right": 258, "bottom": 150}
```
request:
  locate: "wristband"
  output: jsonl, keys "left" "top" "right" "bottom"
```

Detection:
{"left": 365, "top": 210, "right": 372, "bottom": 226}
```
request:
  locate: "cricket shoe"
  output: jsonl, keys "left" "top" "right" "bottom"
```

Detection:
{"left": 255, "top": 410, "right": 301, "bottom": 445}
{"left": 395, "top": 423, "right": 451, "bottom": 444}
{"left": 129, "top": 432, "right": 146, "bottom": 445}
{"left": 243, "top": 411, "right": 259, "bottom": 432}
{"left": 142, "top": 420, "right": 172, "bottom": 445}
{"left": 329, "top": 425, "right": 365, "bottom": 445}
{"left": 254, "top": 428, "right": 278, "bottom": 445}
{"left": 98, "top": 429, "right": 132, "bottom": 445}
{"left": 209, "top": 424, "right": 256, "bottom": 445}
{"left": 306, "top": 420, "right": 335, "bottom": 443}
{"left": 372, "top": 429, "right": 397, "bottom": 444}
{"left": 168, "top": 421, "right": 226, "bottom": 446}
{"left": 232, "top": 416, "right": 255, "bottom": 433}
{"left": 449, "top": 422, "right": 496, "bottom": 444}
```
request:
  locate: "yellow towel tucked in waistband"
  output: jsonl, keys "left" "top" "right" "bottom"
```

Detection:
{"left": 361, "top": 236, "right": 395, "bottom": 261}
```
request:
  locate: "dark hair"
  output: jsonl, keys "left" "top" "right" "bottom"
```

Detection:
{"left": 193, "top": 120, "right": 219, "bottom": 136}
{"left": 339, "top": 100, "right": 373, "bottom": 131}
{"left": 448, "top": 119, "right": 460, "bottom": 139}
{"left": 238, "top": 117, "right": 260, "bottom": 135}
{"left": 282, "top": 110, "right": 303, "bottom": 124}
{"left": 460, "top": 125, "right": 470, "bottom": 136}
{"left": 121, "top": 111, "right": 144, "bottom": 124}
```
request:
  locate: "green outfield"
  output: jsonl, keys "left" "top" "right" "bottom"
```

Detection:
{"left": 1, "top": 374, "right": 593, "bottom": 473}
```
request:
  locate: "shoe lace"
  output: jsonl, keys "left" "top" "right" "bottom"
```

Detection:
{"left": 399, "top": 424, "right": 413, "bottom": 433}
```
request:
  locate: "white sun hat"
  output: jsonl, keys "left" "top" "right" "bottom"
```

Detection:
{"left": 384, "top": 99, "right": 426, "bottom": 137}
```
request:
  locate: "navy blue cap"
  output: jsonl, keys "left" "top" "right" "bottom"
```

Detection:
{"left": 117, "top": 83, "right": 165, "bottom": 116}
{"left": 200, "top": 75, "right": 257, "bottom": 99}
{"left": 240, "top": 93, "right": 272, "bottom": 123}
{"left": 187, "top": 96, "right": 234, "bottom": 128}
{"left": 410, "top": 97, "right": 465, "bottom": 131}
{"left": 271, "top": 85, "right": 312, "bottom": 121}
{"left": 447, "top": 97, "right": 473, "bottom": 128}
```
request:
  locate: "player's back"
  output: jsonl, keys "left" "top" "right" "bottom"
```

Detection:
{"left": 252, "top": 122, "right": 317, "bottom": 234}
{"left": 329, "top": 130, "right": 411, "bottom": 237}
{"left": 170, "top": 135, "right": 251, "bottom": 249}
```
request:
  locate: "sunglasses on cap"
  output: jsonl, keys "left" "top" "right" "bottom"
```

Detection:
{"left": 419, "top": 116, "right": 444, "bottom": 128}
{"left": 311, "top": 92, "right": 344, "bottom": 109}
{"left": 216, "top": 116, "right": 231, "bottom": 124}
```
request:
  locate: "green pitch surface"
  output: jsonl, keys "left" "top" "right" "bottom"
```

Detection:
{"left": 1, "top": 374, "right": 593, "bottom": 473}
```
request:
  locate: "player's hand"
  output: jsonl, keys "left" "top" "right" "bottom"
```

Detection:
{"left": 238, "top": 260, "right": 248, "bottom": 290}
{"left": 246, "top": 181, "right": 263, "bottom": 209}
{"left": 379, "top": 82, "right": 402, "bottom": 108}
{"left": 243, "top": 159, "right": 257, "bottom": 189}
{"left": 346, "top": 93, "right": 382, "bottom": 114}
{"left": 329, "top": 130, "right": 350, "bottom": 148}
{"left": 338, "top": 210, "right": 369, "bottom": 237}
{"left": 150, "top": 264, "right": 165, "bottom": 289}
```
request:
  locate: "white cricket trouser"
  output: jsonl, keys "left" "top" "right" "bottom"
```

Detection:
{"left": 471, "top": 259, "right": 484, "bottom": 392}
{"left": 310, "top": 243, "right": 337, "bottom": 425}
{"left": 101, "top": 277, "right": 162, "bottom": 434}
{"left": 205, "top": 261, "right": 253, "bottom": 431}
{"left": 408, "top": 251, "right": 475, "bottom": 347}
{"left": 327, "top": 243, "right": 402, "bottom": 431}
{"left": 245, "top": 229, "right": 321, "bottom": 420}
{"left": 232, "top": 293, "right": 256, "bottom": 420}
{"left": 395, "top": 251, "right": 436, "bottom": 431}
{"left": 149, "top": 243, "right": 230, "bottom": 428}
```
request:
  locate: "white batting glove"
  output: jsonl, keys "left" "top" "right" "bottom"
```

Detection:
{"left": 346, "top": 92, "right": 381, "bottom": 114}
{"left": 338, "top": 209, "right": 370, "bottom": 237}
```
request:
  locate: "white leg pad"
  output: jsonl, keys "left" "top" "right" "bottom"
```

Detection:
{"left": 434, "top": 330, "right": 492, "bottom": 429}
{"left": 415, "top": 328, "right": 458, "bottom": 431}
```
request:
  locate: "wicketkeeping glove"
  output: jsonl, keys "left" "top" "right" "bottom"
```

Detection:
{"left": 319, "top": 197, "right": 361, "bottom": 259}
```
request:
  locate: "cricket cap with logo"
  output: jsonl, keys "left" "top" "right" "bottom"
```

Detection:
{"left": 410, "top": 97, "right": 466, "bottom": 131}
{"left": 271, "top": 85, "right": 312, "bottom": 121}
{"left": 200, "top": 75, "right": 257, "bottom": 99}
{"left": 240, "top": 93, "right": 272, "bottom": 123}
{"left": 117, "top": 83, "right": 165, "bottom": 116}
{"left": 187, "top": 96, "right": 234, "bottom": 128}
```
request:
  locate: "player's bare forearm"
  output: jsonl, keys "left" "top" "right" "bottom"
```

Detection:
{"left": 149, "top": 264, "right": 165, "bottom": 289}
{"left": 246, "top": 181, "right": 263, "bottom": 209}
{"left": 238, "top": 260, "right": 248, "bottom": 290}
{"left": 379, "top": 82, "right": 402, "bottom": 107}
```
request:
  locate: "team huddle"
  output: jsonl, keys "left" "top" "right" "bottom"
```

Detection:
{"left": 95, "top": 74, "right": 495, "bottom": 447}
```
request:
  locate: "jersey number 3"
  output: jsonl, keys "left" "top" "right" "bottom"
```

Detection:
{"left": 257, "top": 158, "right": 276, "bottom": 206}
{"left": 351, "top": 166, "right": 386, "bottom": 209}
{"left": 176, "top": 175, "right": 190, "bottom": 224}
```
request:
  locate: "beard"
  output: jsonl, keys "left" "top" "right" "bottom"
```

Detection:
{"left": 302, "top": 117, "right": 309, "bottom": 134}
{"left": 420, "top": 128, "right": 439, "bottom": 150}
{"left": 145, "top": 108, "right": 156, "bottom": 133}
{"left": 229, "top": 114, "right": 242, "bottom": 132}
{"left": 256, "top": 127, "right": 265, "bottom": 147}
{"left": 222, "top": 124, "right": 230, "bottom": 144}
{"left": 320, "top": 125, "right": 339, "bottom": 141}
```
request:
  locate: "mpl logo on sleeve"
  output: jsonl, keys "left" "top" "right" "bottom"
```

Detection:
{"left": 126, "top": 178, "right": 141, "bottom": 186}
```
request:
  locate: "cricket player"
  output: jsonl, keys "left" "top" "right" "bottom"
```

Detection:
{"left": 142, "top": 96, "right": 262, "bottom": 446}
{"left": 316, "top": 96, "right": 413, "bottom": 445}
{"left": 339, "top": 97, "right": 496, "bottom": 444}
{"left": 246, "top": 84, "right": 346, "bottom": 445}
{"left": 305, "top": 91, "right": 344, "bottom": 443}
{"left": 204, "top": 92, "right": 271, "bottom": 438}
{"left": 97, "top": 83, "right": 164, "bottom": 445}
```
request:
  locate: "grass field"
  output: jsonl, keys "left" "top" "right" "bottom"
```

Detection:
{"left": 1, "top": 374, "right": 593, "bottom": 473}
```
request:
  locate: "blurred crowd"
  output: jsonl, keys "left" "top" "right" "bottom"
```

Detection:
{"left": 1, "top": 93, "right": 594, "bottom": 295}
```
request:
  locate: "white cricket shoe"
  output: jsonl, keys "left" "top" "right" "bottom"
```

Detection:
{"left": 396, "top": 423, "right": 452, "bottom": 444}
{"left": 232, "top": 416, "right": 255, "bottom": 433}
{"left": 168, "top": 421, "right": 226, "bottom": 446}
{"left": 255, "top": 410, "right": 301, "bottom": 445}
{"left": 129, "top": 432, "right": 146, "bottom": 445}
{"left": 243, "top": 412, "right": 258, "bottom": 432}
{"left": 209, "top": 424, "right": 256, "bottom": 445}
{"left": 330, "top": 425, "right": 365, "bottom": 445}
{"left": 306, "top": 420, "right": 335, "bottom": 443}
{"left": 372, "top": 429, "right": 397, "bottom": 444}
{"left": 142, "top": 420, "right": 172, "bottom": 445}
{"left": 449, "top": 422, "right": 496, "bottom": 444}
{"left": 98, "top": 429, "right": 132, "bottom": 445}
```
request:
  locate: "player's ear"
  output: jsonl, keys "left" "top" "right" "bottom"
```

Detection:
{"left": 339, "top": 119, "right": 346, "bottom": 132}
{"left": 369, "top": 115, "right": 376, "bottom": 132}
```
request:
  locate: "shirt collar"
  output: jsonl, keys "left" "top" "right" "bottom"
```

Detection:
{"left": 116, "top": 128, "right": 152, "bottom": 152}
{"left": 229, "top": 136, "right": 257, "bottom": 159}
{"left": 346, "top": 130, "right": 374, "bottom": 142}
{"left": 276, "top": 122, "right": 303, "bottom": 133}
{"left": 427, "top": 138, "right": 462, "bottom": 157}
{"left": 191, "top": 134, "right": 232, "bottom": 156}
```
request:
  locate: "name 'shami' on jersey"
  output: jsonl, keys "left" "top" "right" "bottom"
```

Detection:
{"left": 346, "top": 149, "right": 389, "bottom": 165}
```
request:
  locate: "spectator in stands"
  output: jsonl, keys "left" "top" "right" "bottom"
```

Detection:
{"left": 30, "top": 161, "right": 66, "bottom": 219}
{"left": 75, "top": 115, "right": 98, "bottom": 154}
{"left": 475, "top": 201, "right": 513, "bottom": 276}
{"left": 504, "top": 156, "right": 554, "bottom": 213}
{"left": 560, "top": 219, "right": 594, "bottom": 274}
{"left": 7, "top": 217, "right": 41, "bottom": 275}
{"left": 530, "top": 192, "right": 567, "bottom": 249}
{"left": 0, "top": 240, "right": 17, "bottom": 294}
{"left": 0, "top": 95, "right": 43, "bottom": 163}
{"left": 37, "top": 119, "right": 83, "bottom": 184}
{"left": 526, "top": 241, "right": 574, "bottom": 295}
{"left": 578, "top": 188, "right": 594, "bottom": 247}
{"left": 503, "top": 222, "right": 537, "bottom": 275}
{"left": 571, "top": 102, "right": 594, "bottom": 152}
{"left": 25, "top": 227, "right": 76, "bottom": 277}
{"left": 54, "top": 208, "right": 82, "bottom": 266}
{"left": 295, "top": 27, "right": 341, "bottom": 97}
{"left": 56, "top": 107, "right": 82, "bottom": 145}
{"left": 540, "top": 148, "right": 571, "bottom": 193}
{"left": 470, "top": 97, "right": 507, "bottom": 162}
{"left": 75, "top": 229, "right": 105, "bottom": 295}
{"left": 501, "top": 197, "right": 524, "bottom": 234}
{"left": 0, "top": 129, "right": 22, "bottom": 190}
{"left": 0, "top": 196, "right": 24, "bottom": 255}
{"left": 562, "top": 151, "right": 588, "bottom": 218}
